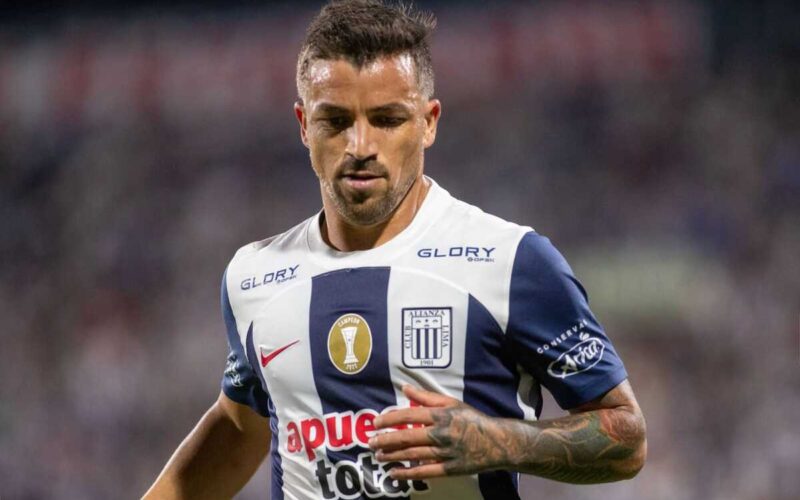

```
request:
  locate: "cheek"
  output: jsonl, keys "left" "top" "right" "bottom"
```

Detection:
{"left": 388, "top": 125, "right": 425, "bottom": 164}
{"left": 397, "top": 129, "right": 425, "bottom": 166}
{"left": 308, "top": 134, "right": 344, "bottom": 174}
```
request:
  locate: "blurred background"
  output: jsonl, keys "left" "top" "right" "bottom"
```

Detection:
{"left": 1, "top": 0, "right": 798, "bottom": 498}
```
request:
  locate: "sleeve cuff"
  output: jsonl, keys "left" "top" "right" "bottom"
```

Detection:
{"left": 553, "top": 366, "right": 629, "bottom": 410}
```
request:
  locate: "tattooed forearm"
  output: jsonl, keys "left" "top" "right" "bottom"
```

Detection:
{"left": 372, "top": 382, "right": 645, "bottom": 483}
{"left": 420, "top": 381, "right": 646, "bottom": 484}
{"left": 427, "top": 405, "right": 645, "bottom": 483}
{"left": 502, "top": 409, "right": 645, "bottom": 483}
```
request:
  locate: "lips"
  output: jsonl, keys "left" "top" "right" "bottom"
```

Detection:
{"left": 341, "top": 172, "right": 383, "bottom": 180}
{"left": 340, "top": 172, "right": 385, "bottom": 190}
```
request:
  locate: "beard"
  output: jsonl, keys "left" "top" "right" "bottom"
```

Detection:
{"left": 317, "top": 156, "right": 419, "bottom": 226}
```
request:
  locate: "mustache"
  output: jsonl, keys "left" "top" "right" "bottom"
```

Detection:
{"left": 337, "top": 156, "right": 388, "bottom": 177}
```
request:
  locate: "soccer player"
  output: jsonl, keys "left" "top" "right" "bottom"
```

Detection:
{"left": 145, "top": 1, "right": 646, "bottom": 498}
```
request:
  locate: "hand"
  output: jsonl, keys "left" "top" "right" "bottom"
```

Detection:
{"left": 369, "top": 385, "right": 510, "bottom": 480}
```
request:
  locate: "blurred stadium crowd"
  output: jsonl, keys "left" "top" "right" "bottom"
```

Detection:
{"left": 0, "top": 1, "right": 798, "bottom": 499}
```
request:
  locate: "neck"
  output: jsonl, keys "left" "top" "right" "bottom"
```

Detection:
{"left": 321, "top": 176, "right": 430, "bottom": 252}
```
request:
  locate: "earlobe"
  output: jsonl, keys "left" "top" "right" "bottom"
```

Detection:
{"left": 294, "top": 101, "right": 309, "bottom": 147}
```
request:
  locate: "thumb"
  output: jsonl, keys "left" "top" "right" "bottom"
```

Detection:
{"left": 402, "top": 384, "right": 456, "bottom": 408}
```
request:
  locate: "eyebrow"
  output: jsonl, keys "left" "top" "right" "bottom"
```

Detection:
{"left": 313, "top": 102, "right": 412, "bottom": 115}
{"left": 369, "top": 103, "right": 411, "bottom": 114}
{"left": 314, "top": 103, "right": 350, "bottom": 115}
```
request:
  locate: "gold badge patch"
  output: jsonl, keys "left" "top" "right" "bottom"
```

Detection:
{"left": 328, "top": 313, "right": 372, "bottom": 374}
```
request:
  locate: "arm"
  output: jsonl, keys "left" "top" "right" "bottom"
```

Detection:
{"left": 370, "top": 381, "right": 646, "bottom": 484}
{"left": 143, "top": 391, "right": 271, "bottom": 499}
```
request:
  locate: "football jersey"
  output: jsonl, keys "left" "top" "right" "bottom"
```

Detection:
{"left": 221, "top": 177, "right": 627, "bottom": 500}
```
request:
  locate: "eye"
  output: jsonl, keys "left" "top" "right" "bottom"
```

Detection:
{"left": 372, "top": 116, "right": 406, "bottom": 128}
{"left": 325, "top": 116, "right": 351, "bottom": 129}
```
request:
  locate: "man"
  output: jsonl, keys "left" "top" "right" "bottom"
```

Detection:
{"left": 145, "top": 1, "right": 646, "bottom": 498}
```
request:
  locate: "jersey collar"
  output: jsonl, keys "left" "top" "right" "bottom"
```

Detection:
{"left": 305, "top": 176, "right": 451, "bottom": 267}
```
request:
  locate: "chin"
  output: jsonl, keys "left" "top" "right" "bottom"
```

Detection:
{"left": 341, "top": 206, "right": 392, "bottom": 226}
{"left": 336, "top": 197, "right": 397, "bottom": 227}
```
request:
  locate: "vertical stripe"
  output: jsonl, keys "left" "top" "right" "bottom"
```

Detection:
{"left": 247, "top": 279, "right": 322, "bottom": 499}
{"left": 246, "top": 323, "right": 284, "bottom": 500}
{"left": 386, "top": 268, "right": 481, "bottom": 499}
{"left": 309, "top": 267, "right": 396, "bottom": 465}
{"left": 463, "top": 295, "right": 523, "bottom": 500}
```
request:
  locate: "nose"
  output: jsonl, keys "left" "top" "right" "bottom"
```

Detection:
{"left": 345, "top": 117, "right": 378, "bottom": 161}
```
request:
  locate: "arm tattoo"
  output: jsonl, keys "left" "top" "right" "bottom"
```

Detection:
{"left": 507, "top": 409, "right": 644, "bottom": 483}
{"left": 428, "top": 404, "right": 645, "bottom": 483}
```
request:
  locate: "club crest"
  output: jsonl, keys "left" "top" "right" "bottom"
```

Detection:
{"left": 402, "top": 307, "right": 452, "bottom": 368}
{"left": 328, "top": 313, "right": 372, "bottom": 374}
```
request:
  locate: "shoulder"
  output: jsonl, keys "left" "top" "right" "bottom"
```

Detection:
{"left": 224, "top": 214, "right": 315, "bottom": 284}
{"left": 433, "top": 186, "right": 534, "bottom": 249}
{"left": 511, "top": 231, "right": 573, "bottom": 278}
{"left": 507, "top": 231, "right": 591, "bottom": 329}
{"left": 435, "top": 184, "right": 579, "bottom": 297}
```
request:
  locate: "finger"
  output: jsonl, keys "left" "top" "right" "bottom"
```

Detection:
{"left": 402, "top": 384, "right": 457, "bottom": 408}
{"left": 374, "top": 408, "right": 434, "bottom": 429}
{"left": 389, "top": 462, "right": 448, "bottom": 480}
{"left": 376, "top": 446, "right": 452, "bottom": 463}
{"left": 369, "top": 427, "right": 433, "bottom": 452}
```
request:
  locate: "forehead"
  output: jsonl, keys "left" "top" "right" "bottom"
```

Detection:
{"left": 304, "top": 54, "right": 421, "bottom": 108}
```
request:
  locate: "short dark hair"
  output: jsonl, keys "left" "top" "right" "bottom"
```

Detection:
{"left": 296, "top": 0, "right": 437, "bottom": 99}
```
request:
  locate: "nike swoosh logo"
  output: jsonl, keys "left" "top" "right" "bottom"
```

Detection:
{"left": 260, "top": 340, "right": 300, "bottom": 368}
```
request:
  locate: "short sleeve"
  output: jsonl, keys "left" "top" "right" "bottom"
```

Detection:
{"left": 506, "top": 232, "right": 628, "bottom": 409}
{"left": 220, "top": 268, "right": 270, "bottom": 417}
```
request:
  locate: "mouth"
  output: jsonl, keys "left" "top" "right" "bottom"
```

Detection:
{"left": 340, "top": 172, "right": 385, "bottom": 189}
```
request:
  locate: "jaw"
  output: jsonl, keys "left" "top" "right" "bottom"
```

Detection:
{"left": 322, "top": 167, "right": 422, "bottom": 228}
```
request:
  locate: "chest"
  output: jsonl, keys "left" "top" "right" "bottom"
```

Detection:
{"left": 246, "top": 266, "right": 492, "bottom": 408}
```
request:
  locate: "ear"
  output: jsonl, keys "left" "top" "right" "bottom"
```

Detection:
{"left": 294, "top": 101, "right": 309, "bottom": 148}
{"left": 422, "top": 99, "right": 441, "bottom": 148}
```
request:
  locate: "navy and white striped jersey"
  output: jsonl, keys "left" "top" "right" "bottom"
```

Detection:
{"left": 221, "top": 178, "right": 627, "bottom": 500}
